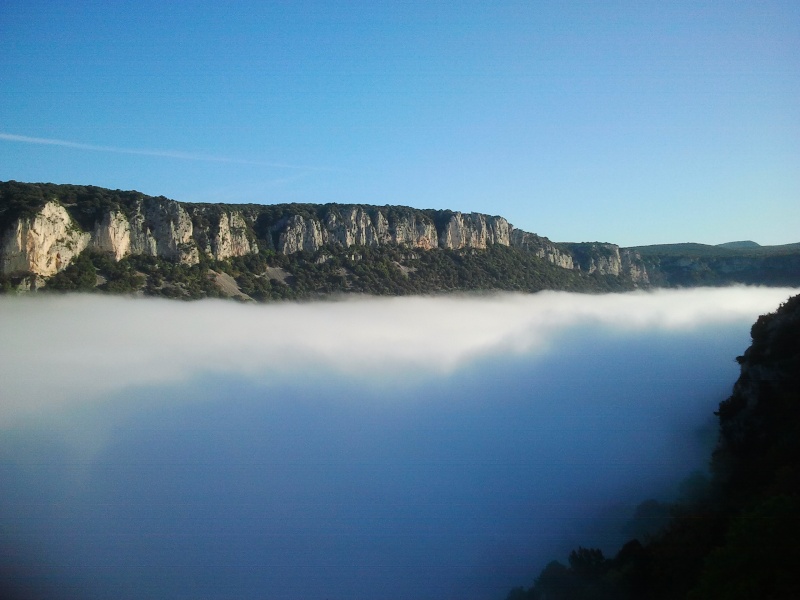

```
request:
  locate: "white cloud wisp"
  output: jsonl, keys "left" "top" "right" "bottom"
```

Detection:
{"left": 0, "top": 132, "right": 336, "bottom": 171}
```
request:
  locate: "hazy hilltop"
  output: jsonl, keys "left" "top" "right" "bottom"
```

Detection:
{"left": 716, "top": 240, "right": 761, "bottom": 250}
{"left": 1, "top": 181, "right": 798, "bottom": 300}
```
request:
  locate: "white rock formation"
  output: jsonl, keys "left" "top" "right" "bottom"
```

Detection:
{"left": 278, "top": 215, "right": 325, "bottom": 254}
{"left": 439, "top": 213, "right": 510, "bottom": 250}
{"left": 213, "top": 211, "right": 257, "bottom": 259}
{"left": 92, "top": 210, "right": 132, "bottom": 260}
{"left": 0, "top": 190, "right": 651, "bottom": 285}
{"left": 509, "top": 229, "right": 574, "bottom": 269}
{"left": 1, "top": 202, "right": 90, "bottom": 276}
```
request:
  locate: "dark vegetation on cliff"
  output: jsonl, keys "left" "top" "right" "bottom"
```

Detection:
{"left": 0, "top": 180, "right": 144, "bottom": 233}
{"left": 629, "top": 243, "right": 800, "bottom": 288}
{"left": 507, "top": 295, "right": 800, "bottom": 600}
{"left": 30, "top": 243, "right": 631, "bottom": 300}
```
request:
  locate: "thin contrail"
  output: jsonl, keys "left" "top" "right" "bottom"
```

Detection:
{"left": 0, "top": 132, "right": 337, "bottom": 171}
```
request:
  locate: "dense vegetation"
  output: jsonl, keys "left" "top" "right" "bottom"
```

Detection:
{"left": 630, "top": 242, "right": 800, "bottom": 258}
{"left": 626, "top": 241, "right": 800, "bottom": 288}
{"left": 11, "top": 242, "right": 635, "bottom": 301}
{"left": 506, "top": 295, "right": 800, "bottom": 599}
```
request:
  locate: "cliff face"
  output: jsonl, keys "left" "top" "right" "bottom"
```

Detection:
{"left": 562, "top": 242, "right": 650, "bottom": 284}
{"left": 509, "top": 229, "right": 574, "bottom": 269}
{"left": 715, "top": 294, "right": 800, "bottom": 479}
{"left": 276, "top": 208, "right": 440, "bottom": 254}
{"left": 8, "top": 182, "right": 800, "bottom": 294}
{"left": 81, "top": 197, "right": 199, "bottom": 265}
{"left": 621, "top": 249, "right": 650, "bottom": 286}
{"left": 1, "top": 201, "right": 90, "bottom": 276}
{"left": 5, "top": 183, "right": 632, "bottom": 280}
{"left": 439, "top": 213, "right": 510, "bottom": 249}
{"left": 276, "top": 209, "right": 512, "bottom": 254}
{"left": 213, "top": 210, "right": 257, "bottom": 260}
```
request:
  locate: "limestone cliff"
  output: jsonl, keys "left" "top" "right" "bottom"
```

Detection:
{"left": 91, "top": 210, "right": 131, "bottom": 261}
{"left": 0, "top": 181, "right": 685, "bottom": 292}
{"left": 9, "top": 181, "right": 800, "bottom": 296}
{"left": 1, "top": 201, "right": 90, "bottom": 276}
{"left": 212, "top": 210, "right": 257, "bottom": 260}
{"left": 277, "top": 207, "right": 440, "bottom": 254}
{"left": 563, "top": 242, "right": 650, "bottom": 285}
{"left": 13, "top": 180, "right": 769, "bottom": 294}
{"left": 137, "top": 197, "right": 199, "bottom": 264}
{"left": 438, "top": 212, "right": 510, "bottom": 250}
{"left": 620, "top": 249, "right": 650, "bottom": 286}
{"left": 86, "top": 197, "right": 202, "bottom": 265}
{"left": 509, "top": 229, "right": 574, "bottom": 269}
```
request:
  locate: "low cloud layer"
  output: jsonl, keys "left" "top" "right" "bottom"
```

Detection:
{"left": 1, "top": 287, "right": 798, "bottom": 599}
{"left": 1, "top": 287, "right": 796, "bottom": 424}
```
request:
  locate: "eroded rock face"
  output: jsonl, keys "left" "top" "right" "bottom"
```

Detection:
{"left": 587, "top": 245, "right": 622, "bottom": 276}
{"left": 325, "top": 207, "right": 383, "bottom": 247}
{"left": 1, "top": 202, "right": 90, "bottom": 276}
{"left": 92, "top": 210, "right": 132, "bottom": 261}
{"left": 213, "top": 211, "right": 257, "bottom": 260}
{"left": 278, "top": 215, "right": 325, "bottom": 254}
{"left": 510, "top": 229, "right": 574, "bottom": 269}
{"left": 620, "top": 249, "right": 650, "bottom": 285}
{"left": 0, "top": 184, "right": 653, "bottom": 286}
{"left": 391, "top": 213, "right": 438, "bottom": 249}
{"left": 567, "top": 242, "right": 623, "bottom": 276}
{"left": 277, "top": 209, "right": 440, "bottom": 253}
{"left": 127, "top": 201, "right": 159, "bottom": 258}
{"left": 141, "top": 199, "right": 198, "bottom": 265}
{"left": 439, "top": 213, "right": 510, "bottom": 250}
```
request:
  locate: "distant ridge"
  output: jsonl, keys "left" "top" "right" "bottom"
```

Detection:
{"left": 627, "top": 241, "right": 800, "bottom": 258}
{"left": 716, "top": 240, "right": 760, "bottom": 249}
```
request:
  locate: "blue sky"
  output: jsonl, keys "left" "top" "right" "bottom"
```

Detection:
{"left": 1, "top": 0, "right": 797, "bottom": 246}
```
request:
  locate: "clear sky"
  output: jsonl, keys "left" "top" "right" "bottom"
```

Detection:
{"left": 1, "top": 1, "right": 797, "bottom": 246}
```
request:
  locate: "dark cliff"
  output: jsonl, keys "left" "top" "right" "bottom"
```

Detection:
{"left": 507, "top": 295, "right": 800, "bottom": 599}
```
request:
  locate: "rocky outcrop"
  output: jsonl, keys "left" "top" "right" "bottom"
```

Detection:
{"left": 91, "top": 210, "right": 131, "bottom": 260}
{"left": 578, "top": 243, "right": 622, "bottom": 276}
{"left": 324, "top": 207, "right": 386, "bottom": 247}
{"left": 1, "top": 201, "right": 90, "bottom": 276}
{"left": 0, "top": 182, "right": 656, "bottom": 284}
{"left": 137, "top": 198, "right": 198, "bottom": 265}
{"left": 278, "top": 215, "right": 325, "bottom": 254}
{"left": 212, "top": 211, "right": 257, "bottom": 260}
{"left": 389, "top": 212, "right": 438, "bottom": 249}
{"left": 277, "top": 208, "right": 439, "bottom": 254}
{"left": 563, "top": 242, "right": 651, "bottom": 285}
{"left": 96, "top": 198, "right": 200, "bottom": 265}
{"left": 713, "top": 293, "right": 800, "bottom": 498}
{"left": 620, "top": 249, "right": 649, "bottom": 285}
{"left": 509, "top": 229, "right": 574, "bottom": 269}
{"left": 438, "top": 213, "right": 510, "bottom": 250}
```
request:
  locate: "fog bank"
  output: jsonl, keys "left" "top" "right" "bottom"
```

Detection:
{"left": 1, "top": 288, "right": 797, "bottom": 599}
{"left": 1, "top": 287, "right": 795, "bottom": 424}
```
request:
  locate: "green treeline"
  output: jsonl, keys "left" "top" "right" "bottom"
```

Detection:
{"left": 507, "top": 295, "right": 800, "bottom": 599}
{"left": 4, "top": 243, "right": 635, "bottom": 301}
